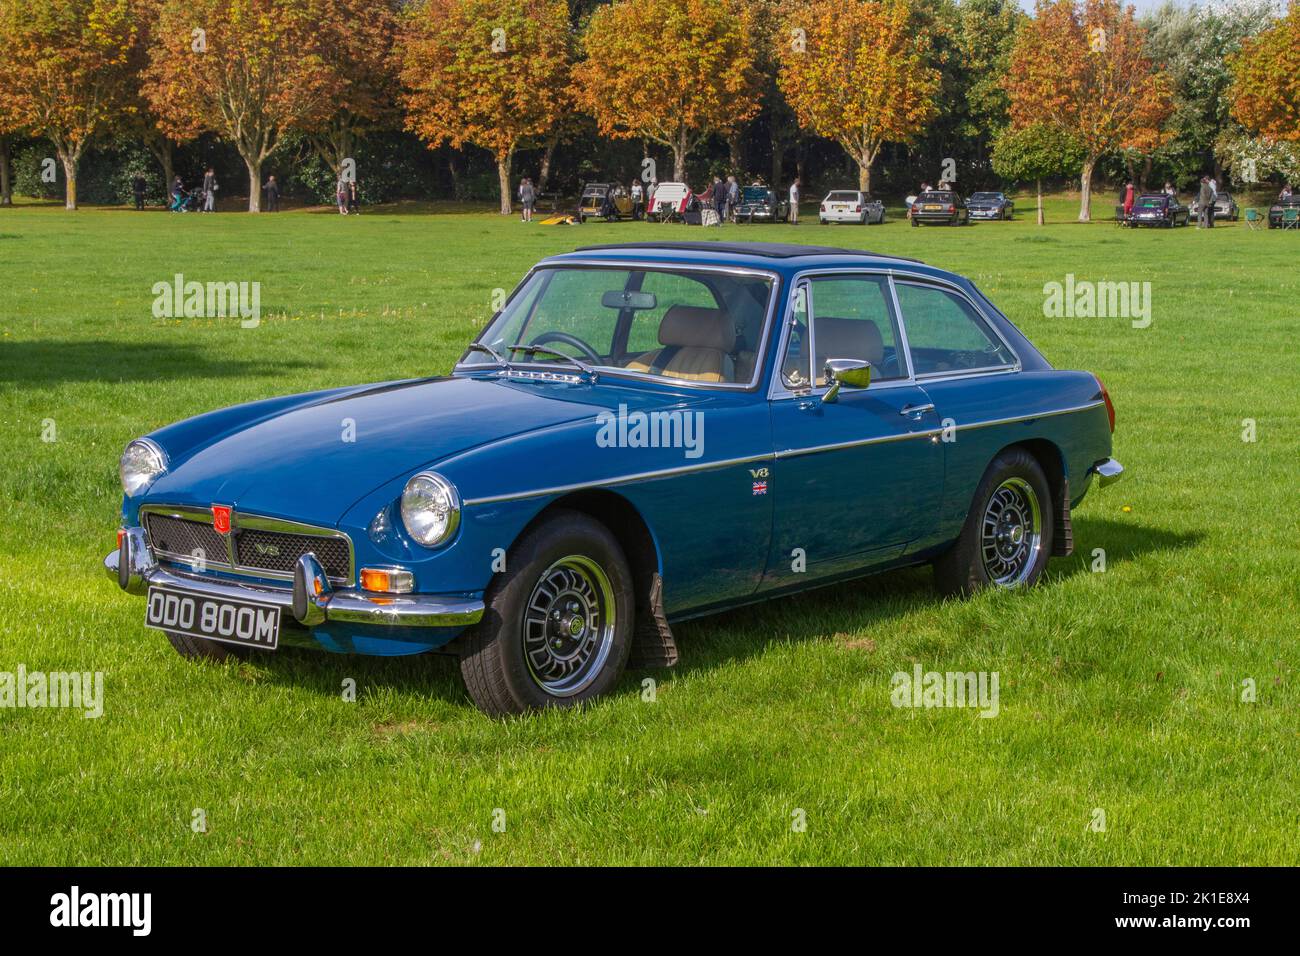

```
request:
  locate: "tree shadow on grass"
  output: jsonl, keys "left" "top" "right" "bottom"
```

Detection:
{"left": 0, "top": 340, "right": 311, "bottom": 387}
{"left": 242, "top": 520, "right": 1201, "bottom": 711}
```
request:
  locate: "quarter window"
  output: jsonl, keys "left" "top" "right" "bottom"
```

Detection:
{"left": 894, "top": 282, "right": 1014, "bottom": 376}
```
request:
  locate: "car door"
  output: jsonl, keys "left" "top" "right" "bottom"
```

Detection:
{"left": 763, "top": 274, "right": 944, "bottom": 588}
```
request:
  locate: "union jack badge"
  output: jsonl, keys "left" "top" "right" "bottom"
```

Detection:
{"left": 752, "top": 480, "right": 768, "bottom": 496}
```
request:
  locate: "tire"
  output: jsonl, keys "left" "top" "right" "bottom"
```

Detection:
{"left": 459, "top": 510, "right": 634, "bottom": 717}
{"left": 911, "top": 217, "right": 919, "bottom": 227}
{"left": 165, "top": 631, "right": 250, "bottom": 663}
{"left": 932, "top": 448, "right": 1054, "bottom": 599}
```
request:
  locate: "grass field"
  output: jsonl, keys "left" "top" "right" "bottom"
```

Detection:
{"left": 0, "top": 194, "right": 1297, "bottom": 865}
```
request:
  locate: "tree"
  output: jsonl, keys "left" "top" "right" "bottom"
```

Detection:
{"left": 0, "top": 0, "right": 137, "bottom": 209}
{"left": 777, "top": 0, "right": 940, "bottom": 193}
{"left": 399, "top": 0, "right": 572, "bottom": 214}
{"left": 142, "top": 0, "right": 334, "bottom": 212}
{"left": 0, "top": 23, "right": 22, "bottom": 205}
{"left": 572, "top": 0, "right": 762, "bottom": 182}
{"left": 992, "top": 122, "right": 1083, "bottom": 223}
{"left": 1229, "top": 1, "right": 1300, "bottom": 145}
{"left": 304, "top": 0, "right": 402, "bottom": 186}
{"left": 1004, "top": 0, "right": 1173, "bottom": 221}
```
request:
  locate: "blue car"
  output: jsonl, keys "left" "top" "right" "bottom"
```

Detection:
{"left": 107, "top": 242, "right": 1124, "bottom": 715}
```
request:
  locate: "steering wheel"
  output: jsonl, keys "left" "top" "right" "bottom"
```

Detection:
{"left": 528, "top": 330, "right": 603, "bottom": 365}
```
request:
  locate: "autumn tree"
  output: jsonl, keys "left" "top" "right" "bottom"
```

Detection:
{"left": 572, "top": 0, "right": 762, "bottom": 182}
{"left": 0, "top": 22, "right": 21, "bottom": 205}
{"left": 1228, "top": 1, "right": 1300, "bottom": 145}
{"left": 142, "top": 0, "right": 333, "bottom": 211}
{"left": 399, "top": 0, "right": 571, "bottom": 214}
{"left": 0, "top": 0, "right": 137, "bottom": 209}
{"left": 1004, "top": 0, "right": 1173, "bottom": 222}
{"left": 992, "top": 122, "right": 1083, "bottom": 223}
{"left": 777, "top": 0, "right": 940, "bottom": 193}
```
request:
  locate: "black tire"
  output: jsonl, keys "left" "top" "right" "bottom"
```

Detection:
{"left": 932, "top": 448, "right": 1054, "bottom": 599}
{"left": 165, "top": 631, "right": 250, "bottom": 663}
{"left": 459, "top": 510, "right": 634, "bottom": 717}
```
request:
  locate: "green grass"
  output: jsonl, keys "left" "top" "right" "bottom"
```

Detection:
{"left": 1, "top": 194, "right": 1297, "bottom": 865}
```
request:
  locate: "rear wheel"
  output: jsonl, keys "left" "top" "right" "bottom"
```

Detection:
{"left": 165, "top": 631, "right": 250, "bottom": 663}
{"left": 459, "top": 511, "right": 634, "bottom": 717}
{"left": 933, "top": 448, "right": 1054, "bottom": 598}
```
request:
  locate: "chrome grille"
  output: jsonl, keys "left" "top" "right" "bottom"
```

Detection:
{"left": 235, "top": 529, "right": 350, "bottom": 582}
{"left": 144, "top": 513, "right": 231, "bottom": 569}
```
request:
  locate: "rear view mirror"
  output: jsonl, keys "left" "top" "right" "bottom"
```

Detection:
{"left": 601, "top": 290, "right": 657, "bottom": 311}
{"left": 822, "top": 358, "right": 872, "bottom": 403}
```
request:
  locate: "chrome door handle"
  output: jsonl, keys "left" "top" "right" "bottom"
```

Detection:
{"left": 900, "top": 403, "right": 935, "bottom": 416}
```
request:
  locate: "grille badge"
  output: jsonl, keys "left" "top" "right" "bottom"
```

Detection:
{"left": 212, "top": 505, "right": 233, "bottom": 535}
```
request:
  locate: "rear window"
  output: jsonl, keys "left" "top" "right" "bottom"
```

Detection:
{"left": 826, "top": 192, "right": 860, "bottom": 202}
{"left": 919, "top": 192, "right": 955, "bottom": 202}
{"left": 1135, "top": 196, "right": 1165, "bottom": 208}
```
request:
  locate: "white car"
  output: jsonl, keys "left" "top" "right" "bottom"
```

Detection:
{"left": 819, "top": 190, "right": 886, "bottom": 225}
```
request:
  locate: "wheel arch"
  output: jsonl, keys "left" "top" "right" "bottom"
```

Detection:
{"left": 995, "top": 438, "right": 1073, "bottom": 558}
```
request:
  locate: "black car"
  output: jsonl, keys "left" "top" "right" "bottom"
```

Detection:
{"left": 1128, "top": 193, "right": 1189, "bottom": 228}
{"left": 910, "top": 190, "right": 969, "bottom": 226}
{"left": 734, "top": 185, "right": 789, "bottom": 223}
{"left": 1268, "top": 193, "right": 1300, "bottom": 229}
{"left": 967, "top": 191, "right": 1014, "bottom": 221}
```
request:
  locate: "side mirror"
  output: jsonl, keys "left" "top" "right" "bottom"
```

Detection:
{"left": 822, "top": 358, "right": 872, "bottom": 404}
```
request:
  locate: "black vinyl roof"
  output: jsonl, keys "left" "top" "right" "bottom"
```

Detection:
{"left": 574, "top": 241, "right": 921, "bottom": 263}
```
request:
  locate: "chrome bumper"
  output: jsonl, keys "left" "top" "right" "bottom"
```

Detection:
{"left": 105, "top": 528, "right": 483, "bottom": 629}
{"left": 1090, "top": 457, "right": 1125, "bottom": 488}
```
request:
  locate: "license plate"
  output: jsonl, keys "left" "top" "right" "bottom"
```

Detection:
{"left": 924, "top": 204, "right": 940, "bottom": 211}
{"left": 832, "top": 205, "right": 848, "bottom": 211}
{"left": 145, "top": 585, "right": 280, "bottom": 650}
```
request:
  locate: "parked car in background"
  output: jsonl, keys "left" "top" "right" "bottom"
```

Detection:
{"left": 967, "top": 191, "right": 1015, "bottom": 221}
{"left": 734, "top": 185, "right": 789, "bottom": 223}
{"left": 1267, "top": 193, "right": 1300, "bottom": 228}
{"left": 911, "top": 190, "right": 970, "bottom": 226}
{"left": 645, "top": 182, "right": 695, "bottom": 222}
{"left": 819, "top": 190, "right": 886, "bottom": 225}
{"left": 579, "top": 183, "right": 633, "bottom": 222}
{"left": 1129, "top": 193, "right": 1190, "bottom": 227}
{"left": 1190, "top": 191, "right": 1238, "bottom": 222}
{"left": 106, "top": 240, "right": 1124, "bottom": 716}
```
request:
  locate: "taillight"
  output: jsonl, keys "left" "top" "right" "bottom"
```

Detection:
{"left": 820, "top": 204, "right": 827, "bottom": 211}
{"left": 854, "top": 205, "right": 862, "bottom": 212}
{"left": 946, "top": 205, "right": 954, "bottom": 212}
{"left": 1095, "top": 375, "right": 1116, "bottom": 433}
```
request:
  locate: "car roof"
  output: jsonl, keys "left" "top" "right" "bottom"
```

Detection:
{"left": 561, "top": 241, "right": 922, "bottom": 266}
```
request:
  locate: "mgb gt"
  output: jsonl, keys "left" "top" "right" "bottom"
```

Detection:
{"left": 107, "top": 241, "right": 1124, "bottom": 716}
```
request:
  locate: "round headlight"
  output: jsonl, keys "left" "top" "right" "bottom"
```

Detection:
{"left": 400, "top": 472, "right": 461, "bottom": 547}
{"left": 119, "top": 438, "right": 168, "bottom": 497}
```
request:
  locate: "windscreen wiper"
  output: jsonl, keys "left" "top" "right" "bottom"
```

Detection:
{"left": 466, "top": 342, "right": 512, "bottom": 370}
{"left": 506, "top": 345, "right": 597, "bottom": 381}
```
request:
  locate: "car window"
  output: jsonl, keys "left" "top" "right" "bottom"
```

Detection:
{"left": 627, "top": 271, "right": 718, "bottom": 354}
{"left": 894, "top": 282, "right": 1014, "bottom": 376}
{"left": 808, "top": 276, "right": 904, "bottom": 384}
{"left": 826, "top": 192, "right": 860, "bottom": 202}
{"left": 781, "top": 283, "right": 811, "bottom": 389}
{"left": 524, "top": 269, "right": 630, "bottom": 356}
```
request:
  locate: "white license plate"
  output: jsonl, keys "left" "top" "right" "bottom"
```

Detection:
{"left": 145, "top": 585, "right": 280, "bottom": 650}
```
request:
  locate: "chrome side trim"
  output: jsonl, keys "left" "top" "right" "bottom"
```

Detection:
{"left": 104, "top": 549, "right": 483, "bottom": 629}
{"left": 461, "top": 401, "right": 1107, "bottom": 505}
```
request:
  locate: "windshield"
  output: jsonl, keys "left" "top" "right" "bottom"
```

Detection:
{"left": 741, "top": 187, "right": 771, "bottom": 202}
{"left": 970, "top": 193, "right": 1001, "bottom": 201}
{"left": 460, "top": 266, "right": 775, "bottom": 387}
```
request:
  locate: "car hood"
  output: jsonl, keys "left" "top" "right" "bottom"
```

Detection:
{"left": 140, "top": 375, "right": 661, "bottom": 525}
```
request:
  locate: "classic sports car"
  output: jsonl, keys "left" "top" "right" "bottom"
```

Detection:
{"left": 734, "top": 185, "right": 789, "bottom": 223}
{"left": 966, "top": 192, "right": 1014, "bottom": 221}
{"left": 819, "top": 190, "right": 886, "bottom": 225}
{"left": 910, "top": 191, "right": 970, "bottom": 226}
{"left": 1190, "top": 191, "right": 1238, "bottom": 222}
{"left": 578, "top": 183, "right": 633, "bottom": 222}
{"left": 1267, "top": 193, "right": 1299, "bottom": 228}
{"left": 1128, "top": 193, "right": 1190, "bottom": 227}
{"left": 107, "top": 241, "right": 1124, "bottom": 716}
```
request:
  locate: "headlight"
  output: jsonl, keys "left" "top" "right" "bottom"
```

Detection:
{"left": 400, "top": 472, "right": 461, "bottom": 547}
{"left": 119, "top": 438, "right": 168, "bottom": 496}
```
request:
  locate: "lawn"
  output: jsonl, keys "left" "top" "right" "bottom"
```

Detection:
{"left": 0, "top": 194, "right": 1296, "bottom": 865}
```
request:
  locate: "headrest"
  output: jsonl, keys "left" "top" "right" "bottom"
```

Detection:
{"left": 813, "top": 316, "right": 884, "bottom": 367}
{"left": 659, "top": 305, "right": 736, "bottom": 352}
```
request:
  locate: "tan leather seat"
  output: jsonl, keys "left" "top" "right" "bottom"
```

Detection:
{"left": 809, "top": 317, "right": 886, "bottom": 385}
{"left": 625, "top": 305, "right": 737, "bottom": 383}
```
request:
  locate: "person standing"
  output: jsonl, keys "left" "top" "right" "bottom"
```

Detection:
{"left": 1196, "top": 177, "right": 1213, "bottom": 228}
{"left": 726, "top": 175, "right": 739, "bottom": 222}
{"left": 336, "top": 176, "right": 349, "bottom": 214}
{"left": 348, "top": 179, "right": 359, "bottom": 215}
{"left": 132, "top": 174, "right": 146, "bottom": 210}
{"left": 519, "top": 177, "right": 535, "bottom": 222}
{"left": 789, "top": 177, "right": 800, "bottom": 225}
{"left": 263, "top": 175, "right": 280, "bottom": 212}
{"left": 1122, "top": 181, "right": 1135, "bottom": 224}
{"left": 201, "top": 167, "right": 217, "bottom": 212}
{"left": 170, "top": 175, "right": 186, "bottom": 212}
{"left": 630, "top": 179, "right": 644, "bottom": 220}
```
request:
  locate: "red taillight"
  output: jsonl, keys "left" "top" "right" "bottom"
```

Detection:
{"left": 854, "top": 205, "right": 862, "bottom": 212}
{"left": 946, "top": 205, "right": 954, "bottom": 212}
{"left": 116, "top": 527, "right": 126, "bottom": 547}
{"left": 1095, "top": 375, "right": 1116, "bottom": 433}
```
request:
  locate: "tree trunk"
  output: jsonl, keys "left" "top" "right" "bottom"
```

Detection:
{"left": 538, "top": 132, "right": 558, "bottom": 192}
{"left": 727, "top": 130, "right": 742, "bottom": 171}
{"left": 58, "top": 148, "right": 79, "bottom": 210}
{"left": 1036, "top": 178, "right": 1044, "bottom": 226}
{"left": 1078, "top": 156, "right": 1096, "bottom": 222}
{"left": 672, "top": 129, "right": 687, "bottom": 181}
{"left": 770, "top": 133, "right": 783, "bottom": 190}
{"left": 160, "top": 141, "right": 174, "bottom": 198}
{"left": 1140, "top": 156, "right": 1152, "bottom": 192}
{"left": 857, "top": 150, "right": 872, "bottom": 193}
{"left": 246, "top": 157, "right": 262, "bottom": 212}
{"left": 497, "top": 152, "right": 513, "bottom": 215}
{"left": 0, "top": 137, "right": 11, "bottom": 205}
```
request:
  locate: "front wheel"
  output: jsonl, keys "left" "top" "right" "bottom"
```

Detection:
{"left": 459, "top": 510, "right": 634, "bottom": 716}
{"left": 932, "top": 448, "right": 1054, "bottom": 598}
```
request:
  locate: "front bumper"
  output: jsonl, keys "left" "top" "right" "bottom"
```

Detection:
{"left": 969, "top": 208, "right": 1003, "bottom": 219}
{"left": 105, "top": 527, "right": 483, "bottom": 630}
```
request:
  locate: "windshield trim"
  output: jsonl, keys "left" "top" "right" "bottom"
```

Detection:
{"left": 455, "top": 259, "right": 782, "bottom": 392}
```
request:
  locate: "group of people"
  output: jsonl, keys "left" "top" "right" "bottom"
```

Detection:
{"left": 335, "top": 177, "right": 360, "bottom": 215}
{"left": 132, "top": 167, "right": 222, "bottom": 212}
{"left": 1119, "top": 176, "right": 1226, "bottom": 227}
